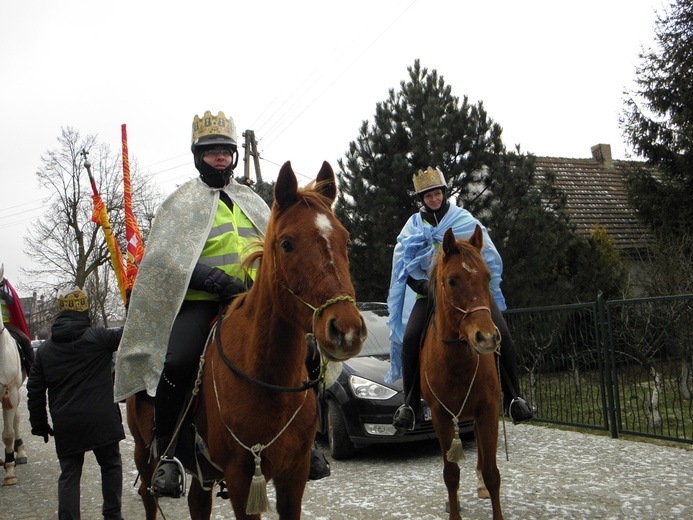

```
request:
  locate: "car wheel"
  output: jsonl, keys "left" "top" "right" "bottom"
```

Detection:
{"left": 327, "top": 400, "right": 355, "bottom": 459}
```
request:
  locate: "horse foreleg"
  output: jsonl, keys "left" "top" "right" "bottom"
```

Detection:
{"left": 432, "top": 412, "right": 462, "bottom": 520}
{"left": 442, "top": 458, "right": 462, "bottom": 520}
{"left": 13, "top": 402, "right": 26, "bottom": 465}
{"left": 188, "top": 478, "right": 214, "bottom": 520}
{"left": 274, "top": 465, "right": 310, "bottom": 520}
{"left": 225, "top": 469, "right": 260, "bottom": 520}
{"left": 133, "top": 444, "right": 158, "bottom": 520}
{"left": 14, "top": 438, "right": 26, "bottom": 465}
{"left": 2, "top": 409, "right": 17, "bottom": 486}
{"left": 474, "top": 414, "right": 503, "bottom": 520}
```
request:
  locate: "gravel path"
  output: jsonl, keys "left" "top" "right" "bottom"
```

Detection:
{"left": 2, "top": 388, "right": 693, "bottom": 519}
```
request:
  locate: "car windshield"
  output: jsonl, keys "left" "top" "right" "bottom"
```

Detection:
{"left": 357, "top": 303, "right": 390, "bottom": 358}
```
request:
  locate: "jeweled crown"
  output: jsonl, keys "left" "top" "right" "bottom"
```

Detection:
{"left": 412, "top": 166, "right": 446, "bottom": 194}
{"left": 191, "top": 110, "right": 237, "bottom": 147}
{"left": 58, "top": 287, "right": 89, "bottom": 313}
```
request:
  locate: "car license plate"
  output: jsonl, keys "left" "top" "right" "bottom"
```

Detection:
{"left": 423, "top": 405, "right": 432, "bottom": 421}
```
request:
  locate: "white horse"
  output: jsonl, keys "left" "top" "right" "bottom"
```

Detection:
{"left": 0, "top": 264, "right": 28, "bottom": 486}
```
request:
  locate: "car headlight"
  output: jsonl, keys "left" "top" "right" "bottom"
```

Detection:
{"left": 349, "top": 375, "right": 397, "bottom": 400}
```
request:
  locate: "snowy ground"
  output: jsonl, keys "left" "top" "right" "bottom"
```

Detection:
{"left": 2, "top": 390, "right": 693, "bottom": 519}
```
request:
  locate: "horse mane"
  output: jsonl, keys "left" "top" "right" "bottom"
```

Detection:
{"left": 235, "top": 179, "right": 337, "bottom": 313}
{"left": 428, "top": 236, "right": 484, "bottom": 307}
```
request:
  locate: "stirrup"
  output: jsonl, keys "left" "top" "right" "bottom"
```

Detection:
{"left": 392, "top": 404, "right": 416, "bottom": 432}
{"left": 150, "top": 456, "right": 186, "bottom": 498}
{"left": 509, "top": 397, "right": 533, "bottom": 424}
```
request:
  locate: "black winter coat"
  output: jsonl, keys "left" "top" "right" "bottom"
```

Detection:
{"left": 27, "top": 311, "right": 125, "bottom": 457}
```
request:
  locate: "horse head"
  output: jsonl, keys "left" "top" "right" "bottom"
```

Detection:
{"left": 265, "top": 161, "right": 366, "bottom": 361}
{"left": 433, "top": 226, "right": 501, "bottom": 355}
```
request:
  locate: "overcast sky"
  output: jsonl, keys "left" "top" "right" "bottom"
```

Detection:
{"left": 0, "top": 0, "right": 664, "bottom": 294}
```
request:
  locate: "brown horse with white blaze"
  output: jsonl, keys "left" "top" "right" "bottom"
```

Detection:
{"left": 420, "top": 226, "right": 504, "bottom": 520}
{"left": 127, "top": 161, "right": 366, "bottom": 519}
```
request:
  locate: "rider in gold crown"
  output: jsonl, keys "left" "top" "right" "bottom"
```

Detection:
{"left": 115, "top": 110, "right": 271, "bottom": 498}
{"left": 387, "top": 167, "right": 533, "bottom": 431}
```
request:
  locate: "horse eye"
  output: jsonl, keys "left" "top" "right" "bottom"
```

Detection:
{"left": 448, "top": 278, "right": 456, "bottom": 287}
{"left": 280, "top": 239, "right": 294, "bottom": 253}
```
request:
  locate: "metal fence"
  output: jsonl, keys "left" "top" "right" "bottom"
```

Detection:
{"left": 504, "top": 294, "right": 693, "bottom": 444}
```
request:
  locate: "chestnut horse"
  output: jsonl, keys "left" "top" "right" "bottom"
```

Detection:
{"left": 420, "top": 226, "right": 504, "bottom": 520}
{"left": 127, "top": 161, "right": 366, "bottom": 519}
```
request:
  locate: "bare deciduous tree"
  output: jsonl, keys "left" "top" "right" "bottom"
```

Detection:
{"left": 23, "top": 126, "right": 161, "bottom": 325}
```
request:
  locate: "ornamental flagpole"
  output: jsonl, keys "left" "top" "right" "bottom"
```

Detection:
{"left": 81, "top": 149, "right": 129, "bottom": 306}
{"left": 121, "top": 124, "right": 144, "bottom": 292}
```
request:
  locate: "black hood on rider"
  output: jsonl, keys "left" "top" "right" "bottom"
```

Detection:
{"left": 418, "top": 186, "right": 447, "bottom": 212}
{"left": 194, "top": 145, "right": 236, "bottom": 188}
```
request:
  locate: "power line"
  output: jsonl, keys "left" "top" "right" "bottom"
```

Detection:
{"left": 258, "top": 0, "right": 418, "bottom": 150}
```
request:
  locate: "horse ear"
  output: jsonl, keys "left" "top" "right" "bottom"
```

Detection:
{"left": 442, "top": 227, "right": 457, "bottom": 257}
{"left": 274, "top": 161, "right": 299, "bottom": 210}
{"left": 315, "top": 161, "right": 336, "bottom": 204}
{"left": 468, "top": 224, "right": 485, "bottom": 252}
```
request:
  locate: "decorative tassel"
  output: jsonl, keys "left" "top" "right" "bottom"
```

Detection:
{"left": 2, "top": 387, "right": 11, "bottom": 409}
{"left": 446, "top": 424, "right": 464, "bottom": 463}
{"left": 246, "top": 447, "right": 270, "bottom": 514}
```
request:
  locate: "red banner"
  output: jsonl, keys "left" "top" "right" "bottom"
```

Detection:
{"left": 122, "top": 124, "right": 144, "bottom": 291}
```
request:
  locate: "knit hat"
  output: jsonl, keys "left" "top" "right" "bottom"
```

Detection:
{"left": 58, "top": 287, "right": 89, "bottom": 313}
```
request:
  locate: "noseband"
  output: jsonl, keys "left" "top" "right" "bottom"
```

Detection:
{"left": 440, "top": 284, "right": 492, "bottom": 345}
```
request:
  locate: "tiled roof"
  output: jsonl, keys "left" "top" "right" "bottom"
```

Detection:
{"left": 534, "top": 144, "right": 653, "bottom": 256}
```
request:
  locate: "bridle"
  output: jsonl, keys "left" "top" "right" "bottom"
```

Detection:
{"left": 214, "top": 288, "right": 357, "bottom": 393}
{"left": 440, "top": 283, "right": 492, "bottom": 345}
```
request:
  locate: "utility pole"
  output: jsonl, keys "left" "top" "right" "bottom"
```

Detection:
{"left": 242, "top": 130, "right": 262, "bottom": 186}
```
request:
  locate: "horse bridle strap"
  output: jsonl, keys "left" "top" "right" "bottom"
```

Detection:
{"left": 214, "top": 306, "right": 321, "bottom": 393}
{"left": 440, "top": 284, "right": 492, "bottom": 344}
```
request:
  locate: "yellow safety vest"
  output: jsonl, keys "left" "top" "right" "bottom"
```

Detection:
{"left": 185, "top": 198, "right": 262, "bottom": 301}
{"left": 1, "top": 297, "right": 10, "bottom": 323}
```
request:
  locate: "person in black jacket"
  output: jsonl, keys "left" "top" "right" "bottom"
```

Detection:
{"left": 27, "top": 288, "right": 124, "bottom": 520}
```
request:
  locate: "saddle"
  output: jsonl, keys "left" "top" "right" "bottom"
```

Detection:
{"left": 5, "top": 324, "right": 33, "bottom": 373}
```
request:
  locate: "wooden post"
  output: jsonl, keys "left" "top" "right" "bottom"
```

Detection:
{"left": 241, "top": 130, "right": 263, "bottom": 186}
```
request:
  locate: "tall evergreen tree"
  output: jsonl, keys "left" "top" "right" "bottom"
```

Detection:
{"left": 336, "top": 61, "right": 590, "bottom": 306}
{"left": 621, "top": 0, "right": 693, "bottom": 236}
{"left": 336, "top": 61, "right": 504, "bottom": 301}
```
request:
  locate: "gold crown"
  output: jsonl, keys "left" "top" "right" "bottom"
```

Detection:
{"left": 191, "top": 110, "right": 237, "bottom": 147}
{"left": 58, "top": 288, "right": 89, "bottom": 313}
{"left": 412, "top": 166, "right": 446, "bottom": 194}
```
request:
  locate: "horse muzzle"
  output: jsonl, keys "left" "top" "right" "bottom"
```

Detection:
{"left": 315, "top": 306, "right": 366, "bottom": 362}
{"left": 469, "top": 326, "right": 501, "bottom": 356}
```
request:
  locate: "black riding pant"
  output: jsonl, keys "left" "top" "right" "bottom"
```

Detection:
{"left": 155, "top": 300, "right": 219, "bottom": 438}
{"left": 400, "top": 297, "right": 523, "bottom": 411}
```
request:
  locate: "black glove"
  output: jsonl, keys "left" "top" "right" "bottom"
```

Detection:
{"left": 31, "top": 424, "right": 54, "bottom": 443}
{"left": 407, "top": 276, "right": 429, "bottom": 296}
{"left": 205, "top": 267, "right": 247, "bottom": 302}
{"left": 189, "top": 264, "right": 247, "bottom": 302}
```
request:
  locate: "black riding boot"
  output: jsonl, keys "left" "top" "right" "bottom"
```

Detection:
{"left": 150, "top": 373, "right": 185, "bottom": 498}
{"left": 392, "top": 350, "right": 421, "bottom": 431}
{"left": 491, "top": 300, "right": 533, "bottom": 424}
{"left": 497, "top": 344, "right": 533, "bottom": 424}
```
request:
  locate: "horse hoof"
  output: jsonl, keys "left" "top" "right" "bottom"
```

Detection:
{"left": 445, "top": 500, "right": 462, "bottom": 513}
{"left": 3, "top": 476, "right": 18, "bottom": 486}
{"left": 477, "top": 487, "right": 490, "bottom": 499}
{"left": 16, "top": 456, "right": 27, "bottom": 465}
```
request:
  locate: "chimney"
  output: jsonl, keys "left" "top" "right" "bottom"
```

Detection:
{"left": 591, "top": 143, "right": 613, "bottom": 167}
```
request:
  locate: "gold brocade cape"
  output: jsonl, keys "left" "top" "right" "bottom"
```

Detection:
{"left": 114, "top": 176, "right": 270, "bottom": 401}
